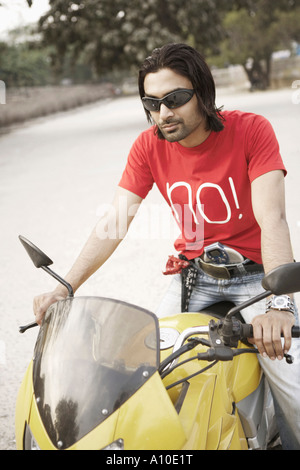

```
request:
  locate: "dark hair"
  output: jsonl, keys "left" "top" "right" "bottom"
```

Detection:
{"left": 138, "top": 43, "right": 224, "bottom": 139}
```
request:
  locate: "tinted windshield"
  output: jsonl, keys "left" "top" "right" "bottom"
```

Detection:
{"left": 33, "top": 297, "right": 159, "bottom": 449}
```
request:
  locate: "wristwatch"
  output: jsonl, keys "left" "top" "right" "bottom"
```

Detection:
{"left": 266, "top": 295, "right": 295, "bottom": 314}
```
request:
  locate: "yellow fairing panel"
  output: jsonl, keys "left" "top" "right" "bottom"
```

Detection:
{"left": 15, "top": 361, "right": 34, "bottom": 449}
{"left": 115, "top": 371, "right": 186, "bottom": 450}
{"left": 31, "top": 371, "right": 186, "bottom": 450}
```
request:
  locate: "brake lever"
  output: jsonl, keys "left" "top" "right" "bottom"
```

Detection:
{"left": 284, "top": 353, "right": 294, "bottom": 364}
{"left": 218, "top": 319, "right": 294, "bottom": 364}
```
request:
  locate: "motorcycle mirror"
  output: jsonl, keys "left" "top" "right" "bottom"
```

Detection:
{"left": 19, "top": 235, "right": 53, "bottom": 268}
{"left": 18, "top": 235, "right": 74, "bottom": 297}
{"left": 261, "top": 262, "right": 300, "bottom": 295}
{"left": 18, "top": 235, "right": 74, "bottom": 334}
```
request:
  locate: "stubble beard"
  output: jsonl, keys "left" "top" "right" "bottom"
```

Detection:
{"left": 157, "top": 113, "right": 206, "bottom": 144}
{"left": 158, "top": 120, "right": 190, "bottom": 142}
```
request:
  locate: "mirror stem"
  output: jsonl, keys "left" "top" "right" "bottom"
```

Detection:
{"left": 41, "top": 266, "right": 74, "bottom": 297}
{"left": 225, "top": 290, "right": 272, "bottom": 319}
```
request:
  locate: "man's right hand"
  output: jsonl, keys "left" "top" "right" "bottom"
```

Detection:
{"left": 33, "top": 289, "right": 68, "bottom": 325}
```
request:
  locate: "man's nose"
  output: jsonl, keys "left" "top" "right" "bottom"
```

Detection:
{"left": 159, "top": 103, "right": 175, "bottom": 120}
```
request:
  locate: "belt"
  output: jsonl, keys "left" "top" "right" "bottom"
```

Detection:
{"left": 193, "top": 257, "right": 264, "bottom": 280}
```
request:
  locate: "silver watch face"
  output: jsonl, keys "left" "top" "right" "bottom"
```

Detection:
{"left": 273, "top": 295, "right": 290, "bottom": 309}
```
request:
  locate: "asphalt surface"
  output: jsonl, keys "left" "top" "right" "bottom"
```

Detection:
{"left": 0, "top": 87, "right": 299, "bottom": 449}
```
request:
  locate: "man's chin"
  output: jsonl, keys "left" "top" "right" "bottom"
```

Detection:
{"left": 160, "top": 127, "right": 185, "bottom": 142}
{"left": 162, "top": 132, "right": 180, "bottom": 142}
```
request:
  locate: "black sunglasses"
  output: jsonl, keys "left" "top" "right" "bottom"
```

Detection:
{"left": 142, "top": 89, "right": 195, "bottom": 112}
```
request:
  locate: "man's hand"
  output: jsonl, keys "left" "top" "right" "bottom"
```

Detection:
{"left": 251, "top": 310, "right": 295, "bottom": 360}
{"left": 33, "top": 288, "right": 68, "bottom": 325}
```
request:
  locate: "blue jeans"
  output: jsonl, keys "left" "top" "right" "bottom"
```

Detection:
{"left": 156, "top": 268, "right": 300, "bottom": 450}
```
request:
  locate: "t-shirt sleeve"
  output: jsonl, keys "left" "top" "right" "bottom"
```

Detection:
{"left": 246, "top": 115, "right": 287, "bottom": 182}
{"left": 118, "top": 132, "right": 154, "bottom": 199}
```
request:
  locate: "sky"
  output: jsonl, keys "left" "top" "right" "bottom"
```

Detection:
{"left": 0, "top": 0, "right": 50, "bottom": 37}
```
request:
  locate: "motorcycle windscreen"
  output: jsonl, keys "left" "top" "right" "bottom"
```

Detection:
{"left": 32, "top": 297, "right": 159, "bottom": 449}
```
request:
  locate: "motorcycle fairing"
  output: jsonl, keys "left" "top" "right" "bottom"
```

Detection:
{"left": 31, "top": 297, "right": 159, "bottom": 450}
{"left": 15, "top": 361, "right": 35, "bottom": 449}
{"left": 16, "top": 301, "right": 262, "bottom": 450}
{"left": 159, "top": 312, "right": 260, "bottom": 449}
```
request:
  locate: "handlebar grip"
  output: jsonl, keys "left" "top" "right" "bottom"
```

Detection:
{"left": 292, "top": 326, "right": 300, "bottom": 338}
{"left": 241, "top": 323, "right": 300, "bottom": 339}
{"left": 241, "top": 323, "right": 253, "bottom": 339}
{"left": 19, "top": 321, "right": 38, "bottom": 334}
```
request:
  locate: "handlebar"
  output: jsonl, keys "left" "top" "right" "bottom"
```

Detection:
{"left": 19, "top": 321, "right": 38, "bottom": 334}
{"left": 169, "top": 322, "right": 300, "bottom": 359}
{"left": 240, "top": 323, "right": 300, "bottom": 340}
{"left": 162, "top": 321, "right": 300, "bottom": 373}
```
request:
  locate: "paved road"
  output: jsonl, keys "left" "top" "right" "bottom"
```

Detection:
{"left": 0, "top": 88, "right": 299, "bottom": 449}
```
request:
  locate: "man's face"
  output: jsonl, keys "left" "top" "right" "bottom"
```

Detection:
{"left": 143, "top": 68, "right": 209, "bottom": 147}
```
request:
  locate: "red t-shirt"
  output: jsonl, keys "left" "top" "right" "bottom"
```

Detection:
{"left": 118, "top": 110, "right": 286, "bottom": 263}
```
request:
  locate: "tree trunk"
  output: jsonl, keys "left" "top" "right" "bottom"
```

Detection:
{"left": 244, "top": 56, "right": 271, "bottom": 91}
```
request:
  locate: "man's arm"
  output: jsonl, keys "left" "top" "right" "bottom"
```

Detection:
{"left": 33, "top": 187, "right": 142, "bottom": 324}
{"left": 251, "top": 169, "right": 295, "bottom": 360}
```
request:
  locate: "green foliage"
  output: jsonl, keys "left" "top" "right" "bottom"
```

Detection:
{"left": 0, "top": 41, "right": 52, "bottom": 87}
{"left": 218, "top": 0, "right": 300, "bottom": 88}
{"left": 37, "top": 0, "right": 229, "bottom": 77}
{"left": 2, "top": 0, "right": 300, "bottom": 88}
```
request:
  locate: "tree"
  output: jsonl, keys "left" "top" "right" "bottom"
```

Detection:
{"left": 219, "top": 0, "right": 300, "bottom": 89}
{"left": 0, "top": 36, "right": 52, "bottom": 87}
{"left": 37, "top": 0, "right": 230, "bottom": 79}
{"left": 16, "top": 0, "right": 300, "bottom": 89}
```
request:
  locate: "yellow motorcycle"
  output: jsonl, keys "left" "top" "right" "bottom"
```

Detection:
{"left": 15, "top": 236, "right": 300, "bottom": 450}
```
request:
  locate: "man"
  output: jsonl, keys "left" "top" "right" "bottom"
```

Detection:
{"left": 34, "top": 43, "right": 299, "bottom": 448}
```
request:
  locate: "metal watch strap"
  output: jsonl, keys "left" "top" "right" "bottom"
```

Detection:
{"left": 266, "top": 295, "right": 295, "bottom": 315}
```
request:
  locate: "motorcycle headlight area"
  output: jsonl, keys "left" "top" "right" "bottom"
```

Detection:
{"left": 24, "top": 424, "right": 40, "bottom": 450}
{"left": 24, "top": 422, "right": 124, "bottom": 450}
{"left": 101, "top": 438, "right": 124, "bottom": 450}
